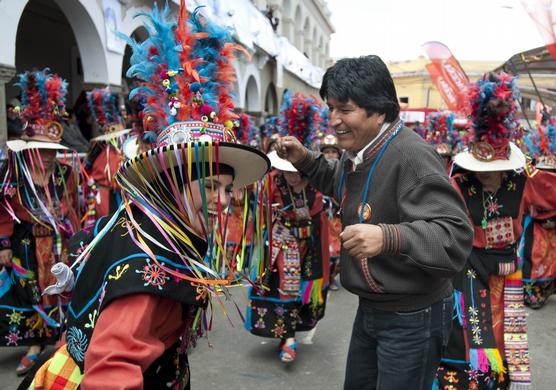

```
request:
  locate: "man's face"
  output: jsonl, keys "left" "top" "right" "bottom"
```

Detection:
{"left": 189, "top": 174, "right": 234, "bottom": 235}
{"left": 327, "top": 97, "right": 386, "bottom": 154}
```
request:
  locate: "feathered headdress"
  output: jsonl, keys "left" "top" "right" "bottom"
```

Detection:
{"left": 523, "top": 123, "right": 556, "bottom": 169}
{"left": 234, "top": 113, "right": 260, "bottom": 147}
{"left": 15, "top": 69, "right": 67, "bottom": 143}
{"left": 86, "top": 88, "right": 123, "bottom": 133}
{"left": 466, "top": 72, "right": 520, "bottom": 161}
{"left": 424, "top": 111, "right": 456, "bottom": 156}
{"left": 453, "top": 72, "right": 526, "bottom": 171}
{"left": 104, "top": 0, "right": 269, "bottom": 290}
{"left": 317, "top": 107, "right": 340, "bottom": 153}
{"left": 279, "top": 90, "right": 320, "bottom": 148}
{"left": 122, "top": 1, "right": 240, "bottom": 145}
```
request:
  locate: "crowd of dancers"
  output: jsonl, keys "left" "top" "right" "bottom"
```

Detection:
{"left": 0, "top": 1, "right": 555, "bottom": 389}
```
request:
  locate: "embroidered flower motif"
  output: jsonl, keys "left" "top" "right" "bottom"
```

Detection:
{"left": 444, "top": 371, "right": 459, "bottom": 384}
{"left": 254, "top": 307, "right": 268, "bottom": 329}
{"left": 5, "top": 330, "right": 22, "bottom": 346}
{"left": 135, "top": 259, "right": 170, "bottom": 290}
{"left": 6, "top": 310, "right": 24, "bottom": 325}
{"left": 467, "top": 369, "right": 483, "bottom": 382}
{"left": 271, "top": 320, "right": 286, "bottom": 338}
{"left": 466, "top": 269, "right": 477, "bottom": 279}
{"left": 66, "top": 326, "right": 88, "bottom": 362}
{"left": 274, "top": 305, "right": 286, "bottom": 317}
{"left": 467, "top": 305, "right": 483, "bottom": 345}
{"left": 486, "top": 198, "right": 502, "bottom": 216}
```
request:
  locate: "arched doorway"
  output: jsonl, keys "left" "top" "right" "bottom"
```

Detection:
{"left": 245, "top": 75, "right": 261, "bottom": 113}
{"left": 121, "top": 27, "right": 148, "bottom": 91}
{"left": 264, "top": 83, "right": 278, "bottom": 115}
{"left": 120, "top": 26, "right": 148, "bottom": 126}
{"left": 6, "top": 0, "right": 108, "bottom": 107}
{"left": 8, "top": 0, "right": 82, "bottom": 105}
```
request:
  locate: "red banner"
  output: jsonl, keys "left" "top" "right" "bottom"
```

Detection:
{"left": 521, "top": 0, "right": 556, "bottom": 59}
{"left": 425, "top": 63, "right": 459, "bottom": 112}
{"left": 422, "top": 41, "right": 470, "bottom": 114}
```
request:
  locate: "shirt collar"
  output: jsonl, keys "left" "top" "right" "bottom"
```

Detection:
{"left": 348, "top": 122, "right": 391, "bottom": 166}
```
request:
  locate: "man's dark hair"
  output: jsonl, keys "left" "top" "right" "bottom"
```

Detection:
{"left": 320, "top": 55, "right": 400, "bottom": 122}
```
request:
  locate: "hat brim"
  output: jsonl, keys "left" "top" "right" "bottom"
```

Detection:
{"left": 454, "top": 142, "right": 525, "bottom": 172}
{"left": 119, "top": 142, "right": 271, "bottom": 189}
{"left": 91, "top": 128, "right": 131, "bottom": 142}
{"left": 267, "top": 150, "right": 298, "bottom": 172}
{"left": 7, "top": 140, "right": 69, "bottom": 152}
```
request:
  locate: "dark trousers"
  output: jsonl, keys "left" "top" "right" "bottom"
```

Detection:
{"left": 344, "top": 295, "right": 453, "bottom": 390}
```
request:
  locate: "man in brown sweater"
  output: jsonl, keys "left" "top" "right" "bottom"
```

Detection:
{"left": 275, "top": 55, "right": 473, "bottom": 390}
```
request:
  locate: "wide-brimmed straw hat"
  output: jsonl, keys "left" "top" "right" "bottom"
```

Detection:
{"left": 120, "top": 121, "right": 269, "bottom": 189}
{"left": 12, "top": 69, "right": 70, "bottom": 150}
{"left": 453, "top": 72, "right": 525, "bottom": 172}
{"left": 454, "top": 141, "right": 525, "bottom": 172}
{"left": 6, "top": 139, "right": 69, "bottom": 152}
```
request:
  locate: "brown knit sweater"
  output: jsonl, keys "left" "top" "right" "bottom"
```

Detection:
{"left": 294, "top": 120, "right": 473, "bottom": 311}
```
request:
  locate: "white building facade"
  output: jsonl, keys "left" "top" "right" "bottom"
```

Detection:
{"left": 0, "top": 0, "right": 334, "bottom": 143}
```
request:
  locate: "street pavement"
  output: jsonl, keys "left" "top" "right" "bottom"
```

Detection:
{"left": 0, "top": 289, "right": 555, "bottom": 389}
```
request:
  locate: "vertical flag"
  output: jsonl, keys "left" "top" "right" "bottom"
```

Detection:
{"left": 422, "top": 41, "right": 470, "bottom": 114}
{"left": 521, "top": 0, "right": 556, "bottom": 59}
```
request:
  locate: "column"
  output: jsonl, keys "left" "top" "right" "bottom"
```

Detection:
{"left": 0, "top": 64, "right": 16, "bottom": 145}
{"left": 304, "top": 36, "right": 313, "bottom": 59}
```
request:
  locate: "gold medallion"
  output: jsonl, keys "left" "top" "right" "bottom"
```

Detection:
{"left": 357, "top": 203, "right": 372, "bottom": 222}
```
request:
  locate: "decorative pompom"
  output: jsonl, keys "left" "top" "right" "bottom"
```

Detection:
{"left": 200, "top": 104, "right": 213, "bottom": 116}
{"left": 190, "top": 82, "right": 201, "bottom": 92}
{"left": 279, "top": 90, "right": 322, "bottom": 148}
{"left": 15, "top": 69, "right": 67, "bottom": 126}
{"left": 467, "top": 72, "right": 520, "bottom": 145}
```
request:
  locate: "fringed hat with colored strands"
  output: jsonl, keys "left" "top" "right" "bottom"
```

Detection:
{"left": 7, "top": 69, "right": 69, "bottom": 151}
{"left": 261, "top": 115, "right": 281, "bottom": 153}
{"left": 267, "top": 91, "right": 321, "bottom": 171}
{"left": 424, "top": 111, "right": 456, "bottom": 156}
{"left": 317, "top": 106, "right": 341, "bottom": 154}
{"left": 87, "top": 87, "right": 129, "bottom": 142}
{"left": 234, "top": 113, "right": 260, "bottom": 148}
{"left": 111, "top": 0, "right": 269, "bottom": 286}
{"left": 454, "top": 72, "right": 526, "bottom": 172}
{"left": 523, "top": 123, "right": 556, "bottom": 170}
